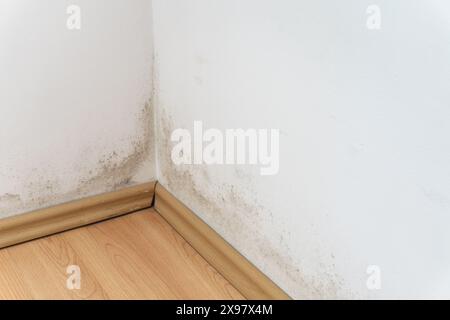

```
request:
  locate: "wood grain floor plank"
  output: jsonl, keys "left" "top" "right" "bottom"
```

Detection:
{"left": 3, "top": 240, "right": 73, "bottom": 299}
{"left": 124, "top": 211, "right": 244, "bottom": 300}
{"left": 0, "top": 208, "right": 245, "bottom": 300}
{"left": 65, "top": 220, "right": 178, "bottom": 299}
{"left": 33, "top": 234, "right": 109, "bottom": 299}
{"left": 0, "top": 250, "right": 33, "bottom": 299}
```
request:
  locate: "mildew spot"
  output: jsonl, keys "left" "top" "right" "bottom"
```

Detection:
{"left": 74, "top": 99, "right": 154, "bottom": 198}
{"left": 0, "top": 193, "right": 22, "bottom": 208}
{"left": 74, "top": 99, "right": 155, "bottom": 196}
{"left": 25, "top": 176, "right": 61, "bottom": 208}
{"left": 0, "top": 99, "right": 155, "bottom": 218}
{"left": 156, "top": 109, "right": 349, "bottom": 299}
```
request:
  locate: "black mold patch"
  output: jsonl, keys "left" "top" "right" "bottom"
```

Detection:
{"left": 155, "top": 109, "right": 349, "bottom": 299}
{"left": 0, "top": 100, "right": 155, "bottom": 218}
{"left": 75, "top": 100, "right": 155, "bottom": 195}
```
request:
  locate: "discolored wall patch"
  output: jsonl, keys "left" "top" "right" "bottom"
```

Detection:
{"left": 0, "top": 194, "right": 22, "bottom": 211}
{"left": 155, "top": 108, "right": 350, "bottom": 299}
{"left": 74, "top": 100, "right": 156, "bottom": 196}
{"left": 0, "top": 1, "right": 156, "bottom": 219}
{"left": 0, "top": 100, "right": 156, "bottom": 219}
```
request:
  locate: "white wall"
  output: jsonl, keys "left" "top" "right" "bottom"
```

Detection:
{"left": 152, "top": 0, "right": 450, "bottom": 299}
{"left": 0, "top": 0, "right": 155, "bottom": 217}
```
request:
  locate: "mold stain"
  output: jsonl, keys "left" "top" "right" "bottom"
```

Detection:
{"left": 25, "top": 176, "right": 61, "bottom": 209}
{"left": 75, "top": 100, "right": 155, "bottom": 195}
{"left": 156, "top": 109, "right": 349, "bottom": 299}
{"left": 0, "top": 193, "right": 22, "bottom": 209}
{"left": 0, "top": 100, "right": 155, "bottom": 218}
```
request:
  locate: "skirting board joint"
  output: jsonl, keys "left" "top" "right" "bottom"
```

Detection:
{"left": 153, "top": 182, "right": 291, "bottom": 300}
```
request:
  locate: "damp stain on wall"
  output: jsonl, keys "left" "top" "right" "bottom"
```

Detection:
{"left": 155, "top": 109, "right": 350, "bottom": 299}
{"left": 75, "top": 100, "right": 155, "bottom": 195}
{"left": 0, "top": 100, "right": 155, "bottom": 219}
{"left": 0, "top": 193, "right": 22, "bottom": 210}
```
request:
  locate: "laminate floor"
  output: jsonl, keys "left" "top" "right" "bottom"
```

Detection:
{"left": 0, "top": 208, "right": 245, "bottom": 300}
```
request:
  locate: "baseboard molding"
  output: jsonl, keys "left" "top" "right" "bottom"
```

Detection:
{"left": 1, "top": 181, "right": 290, "bottom": 299}
{"left": 154, "top": 183, "right": 291, "bottom": 300}
{"left": 0, "top": 182, "right": 156, "bottom": 249}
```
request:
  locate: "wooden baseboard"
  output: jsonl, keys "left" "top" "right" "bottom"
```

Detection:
{"left": 154, "top": 183, "right": 291, "bottom": 300}
{"left": 1, "top": 180, "right": 290, "bottom": 299}
{"left": 0, "top": 182, "right": 156, "bottom": 249}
